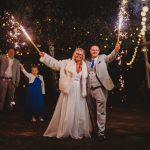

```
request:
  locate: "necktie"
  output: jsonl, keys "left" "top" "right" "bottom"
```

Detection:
{"left": 91, "top": 59, "right": 95, "bottom": 69}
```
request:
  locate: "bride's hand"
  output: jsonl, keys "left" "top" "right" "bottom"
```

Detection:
{"left": 146, "top": 62, "right": 149, "bottom": 67}
{"left": 39, "top": 51, "right": 45, "bottom": 57}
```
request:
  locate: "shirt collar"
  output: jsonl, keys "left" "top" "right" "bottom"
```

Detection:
{"left": 8, "top": 56, "right": 14, "bottom": 61}
{"left": 92, "top": 56, "right": 99, "bottom": 62}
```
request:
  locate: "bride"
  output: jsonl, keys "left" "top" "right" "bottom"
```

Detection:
{"left": 39, "top": 48, "right": 92, "bottom": 139}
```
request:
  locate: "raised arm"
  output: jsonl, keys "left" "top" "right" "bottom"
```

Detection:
{"left": 20, "top": 64, "right": 31, "bottom": 78}
{"left": 105, "top": 43, "right": 120, "bottom": 63}
{"left": 0, "top": 55, "right": 2, "bottom": 62}
{"left": 146, "top": 62, "right": 150, "bottom": 71}
{"left": 40, "top": 52, "right": 61, "bottom": 71}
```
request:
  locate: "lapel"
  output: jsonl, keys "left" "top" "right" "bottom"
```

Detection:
{"left": 87, "top": 55, "right": 101, "bottom": 72}
{"left": 12, "top": 58, "right": 16, "bottom": 72}
{"left": 4, "top": 55, "right": 9, "bottom": 71}
{"left": 95, "top": 55, "right": 101, "bottom": 71}
{"left": 86, "top": 60, "right": 91, "bottom": 73}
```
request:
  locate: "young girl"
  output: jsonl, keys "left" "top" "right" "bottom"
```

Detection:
{"left": 20, "top": 64, "right": 45, "bottom": 122}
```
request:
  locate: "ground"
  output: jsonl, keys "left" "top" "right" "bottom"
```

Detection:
{"left": 0, "top": 107, "right": 150, "bottom": 150}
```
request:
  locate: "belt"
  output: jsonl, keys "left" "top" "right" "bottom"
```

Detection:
{"left": 1, "top": 77, "right": 12, "bottom": 80}
{"left": 91, "top": 85, "right": 101, "bottom": 90}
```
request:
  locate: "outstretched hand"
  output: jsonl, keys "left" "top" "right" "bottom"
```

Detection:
{"left": 20, "top": 64, "right": 24, "bottom": 70}
{"left": 115, "top": 43, "right": 120, "bottom": 53}
{"left": 146, "top": 62, "right": 149, "bottom": 66}
{"left": 146, "top": 62, "right": 150, "bottom": 69}
{"left": 39, "top": 51, "right": 45, "bottom": 57}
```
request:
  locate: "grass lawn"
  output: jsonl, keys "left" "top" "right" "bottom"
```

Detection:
{"left": 0, "top": 107, "right": 150, "bottom": 150}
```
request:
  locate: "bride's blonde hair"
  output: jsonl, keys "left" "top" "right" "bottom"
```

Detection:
{"left": 72, "top": 48, "right": 85, "bottom": 61}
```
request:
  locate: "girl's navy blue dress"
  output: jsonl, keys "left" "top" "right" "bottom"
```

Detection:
{"left": 25, "top": 76, "right": 45, "bottom": 120}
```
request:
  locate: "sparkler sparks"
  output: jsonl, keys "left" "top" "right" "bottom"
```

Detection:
{"left": 118, "top": 74, "right": 125, "bottom": 91}
{"left": 2, "top": 12, "right": 26, "bottom": 49}
{"left": 117, "top": 0, "right": 129, "bottom": 43}
{"left": 20, "top": 25, "right": 40, "bottom": 53}
{"left": 2, "top": 12, "right": 40, "bottom": 53}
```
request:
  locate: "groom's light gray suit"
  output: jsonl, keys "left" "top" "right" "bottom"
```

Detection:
{"left": 0, "top": 54, "right": 20, "bottom": 111}
{"left": 86, "top": 49, "right": 118, "bottom": 135}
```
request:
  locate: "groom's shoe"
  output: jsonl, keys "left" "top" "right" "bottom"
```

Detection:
{"left": 97, "top": 135, "right": 107, "bottom": 141}
{"left": 91, "top": 132, "right": 98, "bottom": 138}
{"left": 97, "top": 132, "right": 107, "bottom": 141}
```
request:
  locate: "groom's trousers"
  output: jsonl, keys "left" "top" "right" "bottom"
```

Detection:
{"left": 87, "top": 86, "right": 108, "bottom": 135}
{"left": 0, "top": 78, "right": 15, "bottom": 111}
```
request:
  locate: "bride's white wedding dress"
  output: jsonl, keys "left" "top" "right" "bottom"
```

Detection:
{"left": 44, "top": 72, "right": 92, "bottom": 139}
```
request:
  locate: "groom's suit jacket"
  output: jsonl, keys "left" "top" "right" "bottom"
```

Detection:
{"left": 86, "top": 49, "right": 118, "bottom": 133}
{"left": 86, "top": 49, "right": 118, "bottom": 91}
{"left": 0, "top": 54, "right": 20, "bottom": 86}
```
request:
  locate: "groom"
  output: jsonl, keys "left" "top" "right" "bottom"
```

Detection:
{"left": 86, "top": 43, "right": 120, "bottom": 139}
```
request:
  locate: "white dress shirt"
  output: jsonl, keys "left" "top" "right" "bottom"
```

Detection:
{"left": 91, "top": 56, "right": 99, "bottom": 67}
{"left": 5, "top": 57, "right": 14, "bottom": 78}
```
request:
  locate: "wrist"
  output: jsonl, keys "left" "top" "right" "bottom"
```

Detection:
{"left": 40, "top": 53, "right": 46, "bottom": 62}
{"left": 114, "top": 49, "right": 119, "bottom": 53}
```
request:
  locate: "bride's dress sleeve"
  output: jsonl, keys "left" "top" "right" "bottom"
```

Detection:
{"left": 81, "top": 61, "right": 88, "bottom": 97}
{"left": 40, "top": 53, "right": 61, "bottom": 71}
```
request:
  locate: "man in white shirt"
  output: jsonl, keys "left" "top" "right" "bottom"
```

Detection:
{"left": 5, "top": 56, "right": 14, "bottom": 78}
{"left": 0, "top": 49, "right": 20, "bottom": 111}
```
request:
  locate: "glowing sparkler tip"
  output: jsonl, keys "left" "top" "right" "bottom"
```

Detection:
{"left": 119, "top": 16, "right": 123, "bottom": 30}
{"left": 3, "top": 12, "right": 28, "bottom": 49}
{"left": 116, "top": 0, "right": 129, "bottom": 41}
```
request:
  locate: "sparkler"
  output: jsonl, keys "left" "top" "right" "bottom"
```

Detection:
{"left": 20, "top": 25, "right": 40, "bottom": 53}
{"left": 3, "top": 12, "right": 40, "bottom": 53}
{"left": 117, "top": 0, "right": 129, "bottom": 44}
{"left": 117, "top": 16, "right": 123, "bottom": 44}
